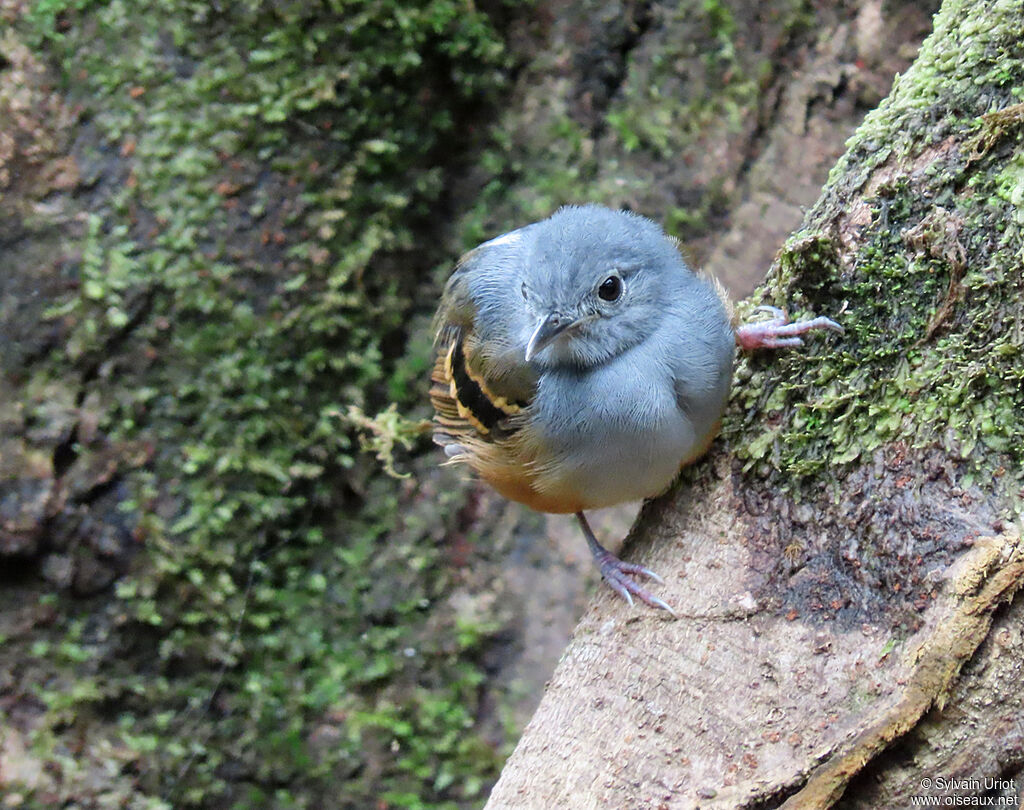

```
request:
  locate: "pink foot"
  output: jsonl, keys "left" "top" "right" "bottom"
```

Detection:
{"left": 735, "top": 306, "right": 843, "bottom": 351}
{"left": 591, "top": 547, "right": 677, "bottom": 615}
{"left": 576, "top": 512, "right": 676, "bottom": 616}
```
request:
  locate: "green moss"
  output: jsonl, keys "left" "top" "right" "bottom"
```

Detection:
{"left": 453, "top": 0, "right": 816, "bottom": 247}
{"left": 7, "top": 0, "right": 521, "bottom": 806}
{"left": 606, "top": 0, "right": 758, "bottom": 163}
{"left": 726, "top": 0, "right": 1024, "bottom": 510}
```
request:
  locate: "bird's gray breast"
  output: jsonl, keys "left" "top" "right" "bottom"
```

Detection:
{"left": 530, "top": 345, "right": 699, "bottom": 508}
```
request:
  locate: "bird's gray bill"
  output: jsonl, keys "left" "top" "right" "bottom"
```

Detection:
{"left": 525, "top": 312, "right": 573, "bottom": 362}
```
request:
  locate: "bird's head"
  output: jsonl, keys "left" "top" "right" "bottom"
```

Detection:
{"left": 518, "top": 205, "right": 687, "bottom": 369}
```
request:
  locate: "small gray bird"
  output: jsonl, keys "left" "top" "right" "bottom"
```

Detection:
{"left": 431, "top": 205, "right": 840, "bottom": 612}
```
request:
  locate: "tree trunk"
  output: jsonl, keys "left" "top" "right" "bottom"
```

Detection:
{"left": 485, "top": 1, "right": 1024, "bottom": 807}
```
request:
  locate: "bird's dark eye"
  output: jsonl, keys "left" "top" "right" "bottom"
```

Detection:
{"left": 598, "top": 275, "right": 622, "bottom": 302}
{"left": 521, "top": 282, "right": 529, "bottom": 300}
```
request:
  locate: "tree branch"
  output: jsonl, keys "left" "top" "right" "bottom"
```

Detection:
{"left": 485, "top": 0, "right": 1024, "bottom": 806}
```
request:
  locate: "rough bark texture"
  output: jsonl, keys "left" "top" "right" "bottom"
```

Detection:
{"left": 464, "top": 0, "right": 939, "bottom": 738}
{"left": 0, "top": 0, "right": 1015, "bottom": 806}
{"left": 486, "top": 1, "right": 1024, "bottom": 807}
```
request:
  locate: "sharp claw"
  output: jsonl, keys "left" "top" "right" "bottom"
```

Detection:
{"left": 637, "top": 567, "right": 665, "bottom": 585}
{"left": 754, "top": 305, "right": 787, "bottom": 319}
{"left": 612, "top": 583, "right": 635, "bottom": 607}
{"left": 647, "top": 596, "right": 678, "bottom": 618}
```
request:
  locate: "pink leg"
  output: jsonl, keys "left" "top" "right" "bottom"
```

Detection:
{"left": 577, "top": 512, "right": 676, "bottom": 616}
{"left": 735, "top": 306, "right": 843, "bottom": 351}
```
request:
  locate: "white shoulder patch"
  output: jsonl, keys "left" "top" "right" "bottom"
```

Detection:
{"left": 481, "top": 230, "right": 522, "bottom": 249}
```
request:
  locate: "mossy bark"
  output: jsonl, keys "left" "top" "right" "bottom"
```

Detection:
{"left": 0, "top": 0, "right": 1011, "bottom": 806}
{"left": 485, "top": 1, "right": 1024, "bottom": 807}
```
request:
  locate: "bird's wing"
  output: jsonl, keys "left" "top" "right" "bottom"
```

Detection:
{"left": 668, "top": 271, "right": 736, "bottom": 466}
{"left": 430, "top": 326, "right": 532, "bottom": 451}
{"left": 430, "top": 238, "right": 537, "bottom": 457}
